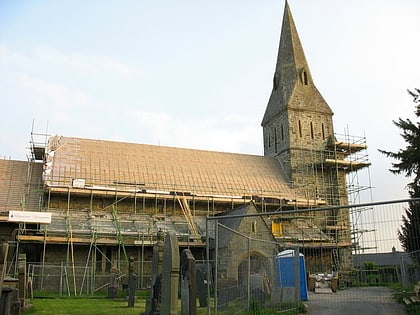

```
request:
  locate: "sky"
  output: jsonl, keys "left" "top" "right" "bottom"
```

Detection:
{"left": 1, "top": 0, "right": 419, "bottom": 208}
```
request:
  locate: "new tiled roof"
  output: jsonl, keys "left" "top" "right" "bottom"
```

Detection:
{"left": 44, "top": 136, "right": 299, "bottom": 201}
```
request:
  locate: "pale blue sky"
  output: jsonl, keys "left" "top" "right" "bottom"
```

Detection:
{"left": 1, "top": 0, "right": 419, "bottom": 208}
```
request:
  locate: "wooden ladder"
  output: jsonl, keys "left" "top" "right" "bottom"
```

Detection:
{"left": 332, "top": 248, "right": 340, "bottom": 271}
{"left": 176, "top": 195, "right": 200, "bottom": 241}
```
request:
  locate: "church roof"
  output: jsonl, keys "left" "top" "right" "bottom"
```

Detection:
{"left": 43, "top": 136, "right": 305, "bottom": 203}
{"left": 212, "top": 202, "right": 275, "bottom": 249}
{"left": 262, "top": 1, "right": 333, "bottom": 126}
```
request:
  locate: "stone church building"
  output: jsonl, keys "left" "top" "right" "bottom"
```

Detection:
{"left": 0, "top": 2, "right": 369, "bottom": 290}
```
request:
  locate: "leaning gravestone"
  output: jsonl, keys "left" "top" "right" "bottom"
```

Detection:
{"left": 160, "top": 233, "right": 180, "bottom": 315}
{"left": 180, "top": 249, "right": 197, "bottom": 315}
{"left": 145, "top": 231, "right": 165, "bottom": 315}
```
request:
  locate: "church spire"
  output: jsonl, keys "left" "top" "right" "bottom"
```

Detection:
{"left": 261, "top": 1, "right": 332, "bottom": 126}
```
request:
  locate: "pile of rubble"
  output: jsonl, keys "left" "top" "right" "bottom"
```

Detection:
{"left": 308, "top": 272, "right": 338, "bottom": 293}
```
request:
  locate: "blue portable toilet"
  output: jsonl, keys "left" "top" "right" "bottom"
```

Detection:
{"left": 275, "top": 249, "right": 308, "bottom": 301}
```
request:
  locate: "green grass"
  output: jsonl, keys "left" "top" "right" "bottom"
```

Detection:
{"left": 23, "top": 293, "right": 305, "bottom": 315}
{"left": 390, "top": 284, "right": 420, "bottom": 315}
{"left": 23, "top": 297, "right": 145, "bottom": 315}
{"left": 24, "top": 296, "right": 211, "bottom": 315}
{"left": 406, "top": 304, "right": 420, "bottom": 315}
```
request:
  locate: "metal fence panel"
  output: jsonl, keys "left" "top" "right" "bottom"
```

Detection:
{"left": 27, "top": 260, "right": 152, "bottom": 296}
{"left": 207, "top": 199, "right": 420, "bottom": 314}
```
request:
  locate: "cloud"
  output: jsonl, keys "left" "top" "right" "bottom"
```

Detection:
{"left": 34, "top": 45, "right": 138, "bottom": 78}
{"left": 0, "top": 44, "right": 32, "bottom": 68}
{"left": 0, "top": 43, "right": 139, "bottom": 79}
{"left": 0, "top": 43, "right": 139, "bottom": 130}
{"left": 121, "top": 108, "right": 261, "bottom": 154}
{"left": 15, "top": 73, "right": 91, "bottom": 109}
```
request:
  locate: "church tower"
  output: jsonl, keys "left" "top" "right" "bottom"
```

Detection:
{"left": 262, "top": 1, "right": 370, "bottom": 274}
{"left": 262, "top": 1, "right": 345, "bottom": 207}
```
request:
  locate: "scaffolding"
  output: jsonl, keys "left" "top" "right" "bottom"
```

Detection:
{"left": 27, "top": 121, "right": 49, "bottom": 211}
{"left": 11, "top": 131, "right": 332, "bottom": 292}
{"left": 337, "top": 132, "right": 376, "bottom": 254}
{"left": 328, "top": 133, "right": 376, "bottom": 261}
{"left": 284, "top": 129, "right": 374, "bottom": 272}
{"left": 7, "top": 124, "right": 48, "bottom": 274}
{"left": 5, "top": 127, "right": 377, "bottom": 291}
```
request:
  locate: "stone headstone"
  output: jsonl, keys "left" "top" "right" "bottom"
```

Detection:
{"left": 127, "top": 256, "right": 136, "bottom": 307}
{"left": 27, "top": 277, "right": 33, "bottom": 301}
{"left": 0, "top": 286, "right": 16, "bottom": 315}
{"left": 180, "top": 249, "right": 197, "bottom": 315}
{"left": 108, "top": 267, "right": 118, "bottom": 299}
{"left": 196, "top": 265, "right": 207, "bottom": 307}
{"left": 160, "top": 233, "right": 179, "bottom": 315}
{"left": 145, "top": 231, "right": 165, "bottom": 315}
{"left": 18, "top": 253, "right": 27, "bottom": 306}
{"left": 250, "top": 274, "right": 265, "bottom": 306}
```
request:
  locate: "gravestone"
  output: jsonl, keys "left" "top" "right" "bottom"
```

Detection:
{"left": 250, "top": 274, "right": 265, "bottom": 306}
{"left": 145, "top": 231, "right": 165, "bottom": 315}
{"left": 180, "top": 249, "right": 197, "bottom": 315}
{"left": 27, "top": 277, "right": 33, "bottom": 301}
{"left": 108, "top": 267, "right": 118, "bottom": 298}
{"left": 18, "top": 253, "right": 27, "bottom": 307}
{"left": 127, "top": 256, "right": 137, "bottom": 307}
{"left": 160, "top": 232, "right": 179, "bottom": 315}
{"left": 196, "top": 264, "right": 208, "bottom": 307}
{"left": 0, "top": 242, "right": 20, "bottom": 315}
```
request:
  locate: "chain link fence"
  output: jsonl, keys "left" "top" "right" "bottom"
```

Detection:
{"left": 206, "top": 199, "right": 420, "bottom": 313}
{"left": 5, "top": 198, "right": 420, "bottom": 313}
{"left": 25, "top": 260, "right": 152, "bottom": 296}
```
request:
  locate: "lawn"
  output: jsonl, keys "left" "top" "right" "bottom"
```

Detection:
{"left": 23, "top": 298, "right": 146, "bottom": 315}
{"left": 23, "top": 297, "right": 212, "bottom": 315}
{"left": 22, "top": 295, "right": 304, "bottom": 314}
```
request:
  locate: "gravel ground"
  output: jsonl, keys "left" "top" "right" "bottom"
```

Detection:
{"left": 304, "top": 286, "right": 405, "bottom": 315}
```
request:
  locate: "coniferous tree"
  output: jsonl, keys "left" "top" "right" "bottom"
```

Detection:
{"left": 379, "top": 88, "right": 420, "bottom": 263}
